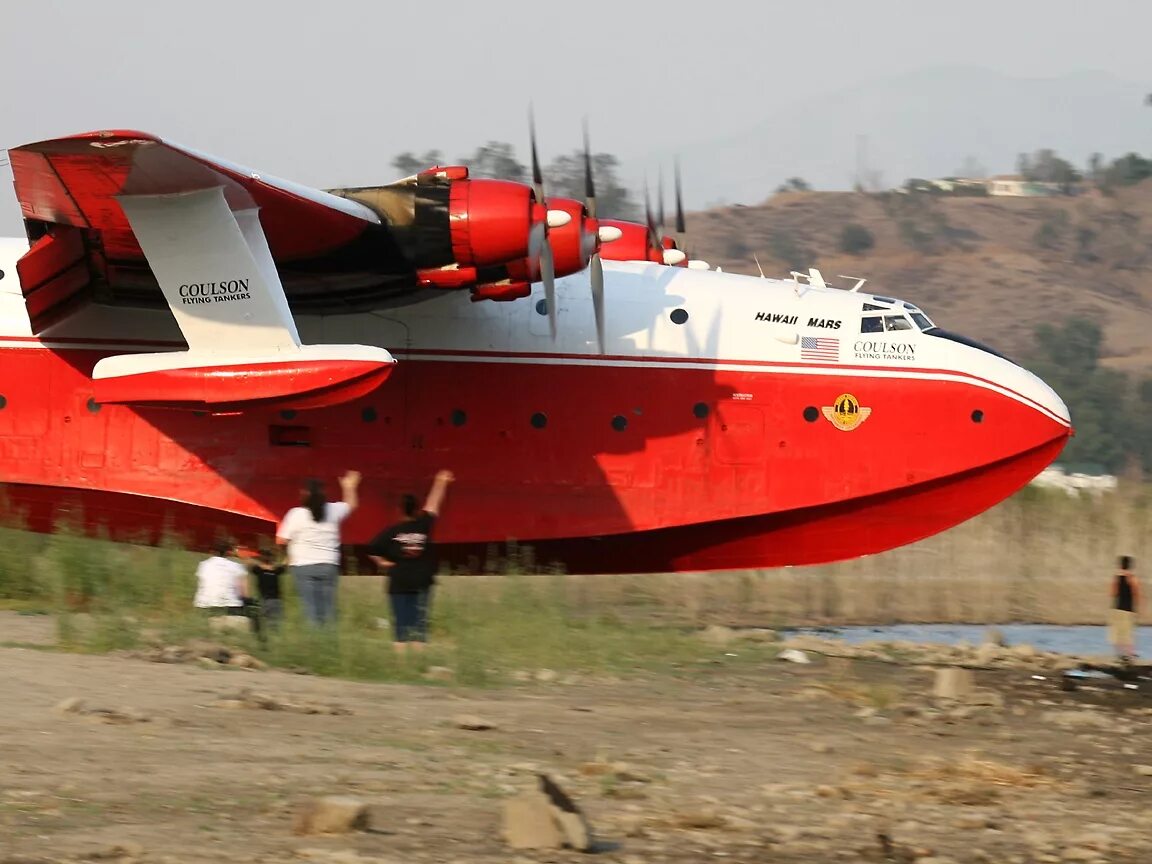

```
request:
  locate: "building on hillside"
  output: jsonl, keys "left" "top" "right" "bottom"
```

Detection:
{"left": 986, "top": 175, "right": 1067, "bottom": 197}
{"left": 899, "top": 177, "right": 987, "bottom": 195}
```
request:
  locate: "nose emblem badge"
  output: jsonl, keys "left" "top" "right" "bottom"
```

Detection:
{"left": 822, "top": 393, "right": 872, "bottom": 432}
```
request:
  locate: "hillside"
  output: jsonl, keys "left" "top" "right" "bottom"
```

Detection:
{"left": 684, "top": 181, "right": 1152, "bottom": 370}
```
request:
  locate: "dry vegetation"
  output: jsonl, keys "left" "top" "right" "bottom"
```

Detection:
{"left": 687, "top": 181, "right": 1152, "bottom": 371}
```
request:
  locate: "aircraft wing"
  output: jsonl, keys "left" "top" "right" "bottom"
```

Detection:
{"left": 9, "top": 130, "right": 405, "bottom": 413}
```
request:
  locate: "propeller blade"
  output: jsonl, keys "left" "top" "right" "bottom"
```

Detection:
{"left": 658, "top": 166, "right": 666, "bottom": 230}
{"left": 674, "top": 158, "right": 686, "bottom": 238}
{"left": 643, "top": 186, "right": 661, "bottom": 257}
{"left": 590, "top": 254, "right": 605, "bottom": 354}
{"left": 541, "top": 240, "right": 557, "bottom": 340}
{"left": 529, "top": 104, "right": 545, "bottom": 204}
{"left": 582, "top": 120, "right": 596, "bottom": 219}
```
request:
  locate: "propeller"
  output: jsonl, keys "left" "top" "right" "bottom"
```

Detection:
{"left": 528, "top": 106, "right": 557, "bottom": 339}
{"left": 583, "top": 122, "right": 606, "bottom": 354}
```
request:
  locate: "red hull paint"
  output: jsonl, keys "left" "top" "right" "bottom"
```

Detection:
{"left": 0, "top": 345, "right": 1069, "bottom": 572}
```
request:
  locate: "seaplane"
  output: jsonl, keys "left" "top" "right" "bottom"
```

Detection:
{"left": 0, "top": 128, "right": 1071, "bottom": 573}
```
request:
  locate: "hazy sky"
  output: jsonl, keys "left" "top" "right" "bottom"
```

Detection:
{"left": 2, "top": 0, "right": 1150, "bottom": 233}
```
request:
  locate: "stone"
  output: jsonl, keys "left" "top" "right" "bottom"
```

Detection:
{"left": 699, "top": 624, "right": 737, "bottom": 646}
{"left": 502, "top": 792, "right": 563, "bottom": 850}
{"left": 534, "top": 668, "right": 558, "bottom": 683}
{"left": 933, "top": 667, "right": 974, "bottom": 700}
{"left": 292, "top": 796, "right": 369, "bottom": 835}
{"left": 454, "top": 714, "right": 497, "bottom": 731}
{"left": 227, "top": 653, "right": 267, "bottom": 670}
{"left": 538, "top": 774, "right": 593, "bottom": 851}
{"left": 208, "top": 616, "right": 252, "bottom": 635}
{"left": 55, "top": 697, "right": 87, "bottom": 714}
{"left": 974, "top": 643, "right": 1001, "bottom": 665}
{"left": 1132, "top": 764, "right": 1152, "bottom": 776}
{"left": 423, "top": 666, "right": 455, "bottom": 681}
{"left": 777, "top": 648, "right": 811, "bottom": 664}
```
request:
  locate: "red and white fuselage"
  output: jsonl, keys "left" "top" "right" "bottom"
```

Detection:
{"left": 0, "top": 234, "right": 1070, "bottom": 572}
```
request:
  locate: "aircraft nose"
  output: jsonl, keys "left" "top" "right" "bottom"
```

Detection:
{"left": 1008, "top": 363, "right": 1071, "bottom": 431}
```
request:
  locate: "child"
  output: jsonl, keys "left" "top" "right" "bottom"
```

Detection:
{"left": 250, "top": 545, "right": 287, "bottom": 630}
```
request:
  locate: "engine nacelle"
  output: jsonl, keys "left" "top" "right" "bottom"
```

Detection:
{"left": 448, "top": 178, "right": 542, "bottom": 268}
{"left": 597, "top": 219, "right": 663, "bottom": 264}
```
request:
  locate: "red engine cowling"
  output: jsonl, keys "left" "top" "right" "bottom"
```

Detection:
{"left": 597, "top": 219, "right": 663, "bottom": 264}
{"left": 448, "top": 177, "right": 544, "bottom": 268}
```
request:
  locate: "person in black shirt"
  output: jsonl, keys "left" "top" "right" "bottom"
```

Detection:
{"left": 250, "top": 546, "right": 287, "bottom": 630}
{"left": 368, "top": 470, "right": 454, "bottom": 654}
{"left": 1110, "top": 555, "right": 1141, "bottom": 661}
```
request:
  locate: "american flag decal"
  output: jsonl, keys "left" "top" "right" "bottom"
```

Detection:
{"left": 800, "top": 336, "right": 840, "bottom": 362}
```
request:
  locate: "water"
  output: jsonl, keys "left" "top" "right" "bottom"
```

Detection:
{"left": 790, "top": 623, "right": 1152, "bottom": 657}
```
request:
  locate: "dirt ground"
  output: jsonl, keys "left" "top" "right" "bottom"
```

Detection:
{"left": 3, "top": 613, "right": 1152, "bottom": 864}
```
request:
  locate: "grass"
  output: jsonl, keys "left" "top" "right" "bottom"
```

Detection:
{"left": 0, "top": 514, "right": 765, "bottom": 684}
{"left": 2, "top": 482, "right": 1149, "bottom": 684}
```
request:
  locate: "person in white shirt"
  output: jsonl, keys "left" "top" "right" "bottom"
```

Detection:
{"left": 194, "top": 540, "right": 262, "bottom": 641}
{"left": 276, "top": 470, "right": 360, "bottom": 626}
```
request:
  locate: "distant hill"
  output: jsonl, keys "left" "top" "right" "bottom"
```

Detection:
{"left": 682, "top": 180, "right": 1152, "bottom": 370}
{"left": 633, "top": 66, "right": 1151, "bottom": 208}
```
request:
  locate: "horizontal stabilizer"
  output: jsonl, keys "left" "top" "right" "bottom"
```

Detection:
{"left": 93, "top": 345, "right": 395, "bottom": 413}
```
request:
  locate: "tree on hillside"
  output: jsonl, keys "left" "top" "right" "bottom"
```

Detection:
{"left": 1027, "top": 319, "right": 1130, "bottom": 471}
{"left": 1019, "top": 149, "right": 1080, "bottom": 192}
{"left": 456, "top": 141, "right": 526, "bottom": 181}
{"left": 775, "top": 177, "right": 811, "bottom": 194}
{"left": 391, "top": 150, "right": 444, "bottom": 176}
{"left": 839, "top": 223, "right": 875, "bottom": 255}
{"left": 1100, "top": 153, "right": 1152, "bottom": 189}
{"left": 545, "top": 152, "right": 639, "bottom": 221}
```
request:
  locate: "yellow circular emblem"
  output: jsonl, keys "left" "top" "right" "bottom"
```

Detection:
{"left": 821, "top": 393, "right": 872, "bottom": 431}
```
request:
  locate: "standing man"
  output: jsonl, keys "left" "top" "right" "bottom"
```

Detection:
{"left": 368, "top": 470, "right": 454, "bottom": 655}
{"left": 1110, "top": 555, "right": 1141, "bottom": 662}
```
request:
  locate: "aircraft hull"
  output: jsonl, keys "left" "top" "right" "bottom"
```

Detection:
{"left": 0, "top": 342, "right": 1070, "bottom": 572}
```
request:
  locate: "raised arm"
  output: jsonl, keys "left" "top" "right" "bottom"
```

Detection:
{"left": 423, "top": 470, "right": 455, "bottom": 517}
{"left": 339, "top": 470, "right": 362, "bottom": 513}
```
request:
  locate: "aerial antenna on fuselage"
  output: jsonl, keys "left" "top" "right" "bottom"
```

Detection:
{"left": 837, "top": 274, "right": 868, "bottom": 292}
{"left": 753, "top": 253, "right": 766, "bottom": 279}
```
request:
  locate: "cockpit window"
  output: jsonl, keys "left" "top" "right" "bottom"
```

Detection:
{"left": 884, "top": 315, "right": 913, "bottom": 331}
{"left": 861, "top": 316, "right": 885, "bottom": 333}
{"left": 862, "top": 302, "right": 888, "bottom": 312}
{"left": 909, "top": 312, "right": 934, "bottom": 330}
{"left": 872, "top": 295, "right": 897, "bottom": 304}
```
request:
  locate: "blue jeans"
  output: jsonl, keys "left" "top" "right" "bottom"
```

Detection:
{"left": 389, "top": 590, "right": 431, "bottom": 642}
{"left": 292, "top": 564, "right": 339, "bottom": 625}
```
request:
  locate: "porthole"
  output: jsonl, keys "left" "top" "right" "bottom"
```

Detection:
{"left": 0, "top": 269, "right": 5, "bottom": 281}
{"left": 670, "top": 308, "right": 689, "bottom": 325}
{"left": 535, "top": 299, "right": 548, "bottom": 316}
{"left": 361, "top": 406, "right": 378, "bottom": 423}
{"left": 611, "top": 415, "right": 628, "bottom": 431}
{"left": 86, "top": 397, "right": 101, "bottom": 414}
{"left": 693, "top": 402, "right": 709, "bottom": 419}
{"left": 803, "top": 406, "right": 819, "bottom": 422}
{"left": 280, "top": 409, "right": 297, "bottom": 421}
{"left": 451, "top": 409, "right": 467, "bottom": 427}
{"left": 530, "top": 412, "right": 547, "bottom": 429}
{"left": 971, "top": 410, "right": 984, "bottom": 424}
{"left": 0, "top": 395, "right": 7, "bottom": 409}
